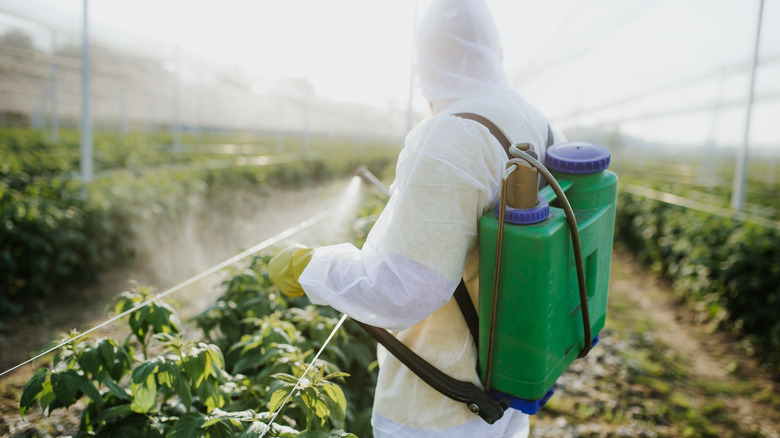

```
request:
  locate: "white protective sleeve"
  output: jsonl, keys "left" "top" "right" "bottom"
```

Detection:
{"left": 298, "top": 114, "right": 505, "bottom": 331}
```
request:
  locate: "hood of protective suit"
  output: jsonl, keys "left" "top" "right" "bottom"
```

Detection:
{"left": 415, "top": 0, "right": 509, "bottom": 108}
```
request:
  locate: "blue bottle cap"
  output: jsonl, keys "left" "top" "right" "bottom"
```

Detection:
{"left": 545, "top": 142, "right": 611, "bottom": 174}
{"left": 495, "top": 196, "right": 549, "bottom": 224}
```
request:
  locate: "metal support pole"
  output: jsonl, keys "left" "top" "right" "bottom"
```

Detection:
{"left": 731, "top": 0, "right": 764, "bottom": 211}
{"left": 80, "top": 0, "right": 93, "bottom": 183}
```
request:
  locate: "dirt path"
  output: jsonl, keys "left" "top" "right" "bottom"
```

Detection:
{"left": 612, "top": 256, "right": 727, "bottom": 380}
{"left": 614, "top": 249, "right": 779, "bottom": 434}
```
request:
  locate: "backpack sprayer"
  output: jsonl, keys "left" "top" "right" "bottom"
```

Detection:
{"left": 479, "top": 141, "right": 617, "bottom": 414}
{"left": 356, "top": 124, "right": 617, "bottom": 423}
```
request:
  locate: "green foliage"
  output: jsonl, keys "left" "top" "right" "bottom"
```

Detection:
{"left": 19, "top": 330, "right": 134, "bottom": 420}
{"left": 193, "top": 255, "right": 377, "bottom": 436}
{"left": 11, "top": 126, "right": 394, "bottom": 435}
{"left": 110, "top": 283, "right": 181, "bottom": 358}
{"left": 20, "top": 255, "right": 376, "bottom": 437}
{"left": 0, "top": 126, "right": 398, "bottom": 323}
{"left": 0, "top": 177, "right": 134, "bottom": 316}
{"left": 615, "top": 188, "right": 780, "bottom": 369}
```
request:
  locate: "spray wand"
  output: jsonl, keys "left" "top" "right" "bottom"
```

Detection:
{"left": 355, "top": 166, "right": 391, "bottom": 197}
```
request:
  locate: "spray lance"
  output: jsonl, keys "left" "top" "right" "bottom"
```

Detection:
{"left": 355, "top": 166, "right": 390, "bottom": 198}
{"left": 354, "top": 139, "right": 617, "bottom": 422}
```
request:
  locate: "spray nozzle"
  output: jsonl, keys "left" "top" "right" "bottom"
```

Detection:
{"left": 355, "top": 166, "right": 391, "bottom": 198}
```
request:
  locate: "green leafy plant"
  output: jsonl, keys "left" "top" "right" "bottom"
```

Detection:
{"left": 19, "top": 331, "right": 134, "bottom": 420}
{"left": 0, "top": 126, "right": 398, "bottom": 324}
{"left": 110, "top": 283, "right": 181, "bottom": 359}
{"left": 615, "top": 187, "right": 780, "bottom": 371}
{"left": 20, "top": 257, "right": 371, "bottom": 437}
{"left": 192, "top": 255, "right": 377, "bottom": 436}
{"left": 12, "top": 140, "right": 394, "bottom": 435}
{"left": 269, "top": 366, "right": 350, "bottom": 431}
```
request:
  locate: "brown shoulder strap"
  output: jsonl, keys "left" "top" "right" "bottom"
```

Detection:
{"left": 354, "top": 319, "right": 505, "bottom": 423}
{"left": 453, "top": 112, "right": 512, "bottom": 158}
{"left": 453, "top": 279, "right": 479, "bottom": 349}
{"left": 454, "top": 112, "right": 554, "bottom": 158}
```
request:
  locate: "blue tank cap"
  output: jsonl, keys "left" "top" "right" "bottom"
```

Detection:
{"left": 495, "top": 196, "right": 549, "bottom": 224}
{"left": 545, "top": 142, "right": 611, "bottom": 174}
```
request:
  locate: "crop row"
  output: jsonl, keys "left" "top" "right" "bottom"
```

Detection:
{"left": 0, "top": 128, "right": 398, "bottom": 324}
{"left": 615, "top": 187, "right": 780, "bottom": 371}
{"left": 19, "top": 254, "right": 380, "bottom": 437}
{"left": 14, "top": 158, "right": 391, "bottom": 436}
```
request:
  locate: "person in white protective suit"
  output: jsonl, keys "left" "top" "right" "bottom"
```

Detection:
{"left": 269, "top": 0, "right": 565, "bottom": 436}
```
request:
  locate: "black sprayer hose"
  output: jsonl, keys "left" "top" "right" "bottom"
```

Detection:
{"left": 507, "top": 145, "right": 592, "bottom": 358}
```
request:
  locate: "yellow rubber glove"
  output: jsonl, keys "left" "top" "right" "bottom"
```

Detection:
{"left": 268, "top": 244, "right": 315, "bottom": 298}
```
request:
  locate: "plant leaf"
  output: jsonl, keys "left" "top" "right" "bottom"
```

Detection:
{"left": 76, "top": 377, "right": 103, "bottom": 406}
{"left": 51, "top": 369, "right": 80, "bottom": 406}
{"left": 195, "top": 378, "right": 225, "bottom": 412}
{"left": 102, "top": 376, "right": 131, "bottom": 400}
{"left": 184, "top": 348, "right": 208, "bottom": 387}
{"left": 323, "top": 372, "right": 350, "bottom": 382}
{"left": 238, "top": 421, "right": 267, "bottom": 438}
{"left": 268, "top": 387, "right": 292, "bottom": 412}
{"left": 297, "top": 431, "right": 357, "bottom": 438}
{"left": 270, "top": 373, "right": 299, "bottom": 384}
{"left": 20, "top": 368, "right": 48, "bottom": 418}
{"left": 301, "top": 388, "right": 329, "bottom": 419}
{"left": 322, "top": 383, "right": 347, "bottom": 415}
{"left": 92, "top": 404, "right": 134, "bottom": 424}
{"left": 131, "top": 359, "right": 159, "bottom": 385}
{"left": 130, "top": 372, "right": 157, "bottom": 413}
{"left": 167, "top": 412, "right": 206, "bottom": 438}
{"left": 78, "top": 347, "right": 102, "bottom": 379}
{"left": 296, "top": 432, "right": 330, "bottom": 438}
{"left": 173, "top": 369, "right": 193, "bottom": 410}
{"left": 206, "top": 344, "right": 225, "bottom": 373}
{"left": 37, "top": 381, "right": 56, "bottom": 414}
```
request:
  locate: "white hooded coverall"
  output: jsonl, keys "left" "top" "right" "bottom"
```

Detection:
{"left": 298, "top": 0, "right": 564, "bottom": 436}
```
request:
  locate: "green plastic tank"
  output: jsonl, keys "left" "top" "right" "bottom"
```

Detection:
{"left": 478, "top": 142, "right": 618, "bottom": 406}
